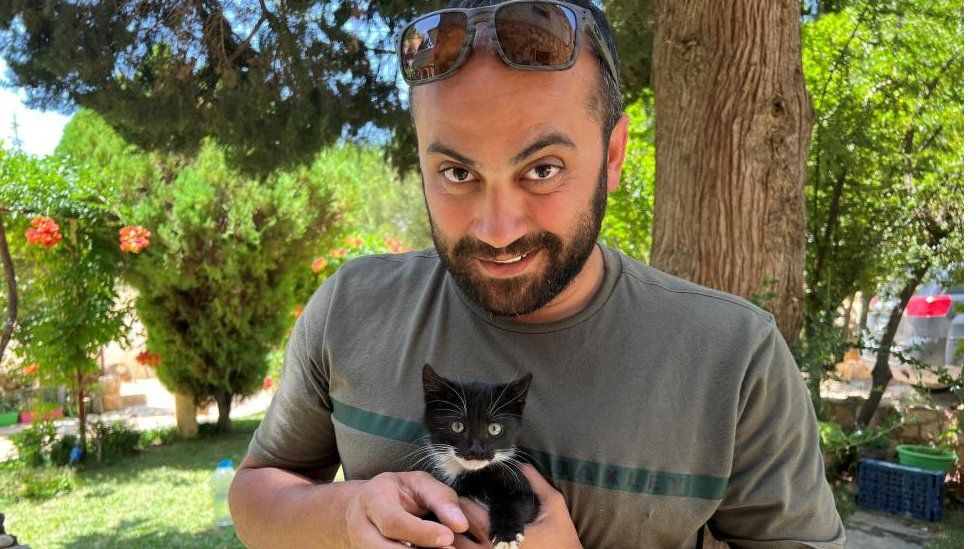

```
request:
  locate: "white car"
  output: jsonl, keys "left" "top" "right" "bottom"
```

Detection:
{"left": 861, "top": 267, "right": 963, "bottom": 389}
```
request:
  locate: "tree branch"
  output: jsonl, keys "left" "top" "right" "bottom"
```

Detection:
{"left": 0, "top": 209, "right": 18, "bottom": 365}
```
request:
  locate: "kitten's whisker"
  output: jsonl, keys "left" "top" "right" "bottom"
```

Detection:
{"left": 433, "top": 377, "right": 470, "bottom": 417}
{"left": 513, "top": 448, "right": 543, "bottom": 469}
{"left": 487, "top": 389, "right": 524, "bottom": 418}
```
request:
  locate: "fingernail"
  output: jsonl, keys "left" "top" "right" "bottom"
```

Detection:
{"left": 450, "top": 508, "right": 467, "bottom": 525}
{"left": 436, "top": 533, "right": 453, "bottom": 546}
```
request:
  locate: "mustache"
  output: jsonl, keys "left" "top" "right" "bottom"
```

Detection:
{"left": 451, "top": 232, "right": 561, "bottom": 260}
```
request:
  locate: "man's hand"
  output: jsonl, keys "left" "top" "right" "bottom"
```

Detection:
{"left": 345, "top": 471, "right": 470, "bottom": 548}
{"left": 454, "top": 465, "right": 581, "bottom": 549}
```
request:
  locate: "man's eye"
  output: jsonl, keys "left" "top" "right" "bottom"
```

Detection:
{"left": 441, "top": 166, "right": 475, "bottom": 183}
{"left": 525, "top": 164, "right": 562, "bottom": 180}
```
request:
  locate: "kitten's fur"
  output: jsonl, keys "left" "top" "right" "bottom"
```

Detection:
{"left": 419, "top": 364, "right": 539, "bottom": 549}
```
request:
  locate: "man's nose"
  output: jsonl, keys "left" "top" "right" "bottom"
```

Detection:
{"left": 473, "top": 183, "right": 527, "bottom": 250}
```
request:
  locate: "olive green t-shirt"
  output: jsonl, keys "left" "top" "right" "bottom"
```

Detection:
{"left": 248, "top": 244, "right": 845, "bottom": 548}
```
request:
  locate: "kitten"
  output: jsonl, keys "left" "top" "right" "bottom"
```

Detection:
{"left": 418, "top": 364, "right": 540, "bottom": 549}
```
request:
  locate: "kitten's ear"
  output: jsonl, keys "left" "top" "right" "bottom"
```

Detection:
{"left": 422, "top": 363, "right": 445, "bottom": 396}
{"left": 507, "top": 373, "right": 533, "bottom": 406}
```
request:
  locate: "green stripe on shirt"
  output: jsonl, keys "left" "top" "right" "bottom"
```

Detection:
{"left": 331, "top": 398, "right": 727, "bottom": 500}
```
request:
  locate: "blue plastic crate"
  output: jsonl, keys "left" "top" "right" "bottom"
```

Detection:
{"left": 856, "top": 458, "right": 945, "bottom": 521}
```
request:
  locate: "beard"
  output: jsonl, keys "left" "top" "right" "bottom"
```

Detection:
{"left": 428, "top": 166, "right": 608, "bottom": 317}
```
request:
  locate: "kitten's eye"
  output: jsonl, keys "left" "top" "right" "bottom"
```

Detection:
{"left": 487, "top": 422, "right": 504, "bottom": 436}
{"left": 450, "top": 421, "right": 465, "bottom": 434}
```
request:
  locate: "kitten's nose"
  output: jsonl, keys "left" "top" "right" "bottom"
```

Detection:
{"left": 470, "top": 440, "right": 484, "bottom": 453}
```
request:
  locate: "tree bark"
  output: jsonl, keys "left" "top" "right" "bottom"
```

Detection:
{"left": 215, "top": 388, "right": 232, "bottom": 433}
{"left": 0, "top": 209, "right": 17, "bottom": 365}
{"left": 649, "top": 0, "right": 813, "bottom": 345}
{"left": 174, "top": 392, "right": 199, "bottom": 439}
{"left": 76, "top": 365, "right": 88, "bottom": 448}
{"left": 856, "top": 261, "right": 929, "bottom": 429}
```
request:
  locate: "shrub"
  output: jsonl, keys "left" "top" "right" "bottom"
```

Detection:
{"left": 0, "top": 459, "right": 75, "bottom": 502}
{"left": 138, "top": 426, "right": 178, "bottom": 449}
{"left": 90, "top": 419, "right": 141, "bottom": 464}
{"left": 12, "top": 419, "right": 59, "bottom": 467}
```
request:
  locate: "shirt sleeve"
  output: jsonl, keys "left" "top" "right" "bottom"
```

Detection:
{"left": 708, "top": 321, "right": 846, "bottom": 548}
{"left": 246, "top": 287, "right": 341, "bottom": 479}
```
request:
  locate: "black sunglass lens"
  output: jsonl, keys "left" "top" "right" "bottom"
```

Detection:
{"left": 496, "top": 3, "right": 576, "bottom": 68}
{"left": 401, "top": 12, "right": 468, "bottom": 83}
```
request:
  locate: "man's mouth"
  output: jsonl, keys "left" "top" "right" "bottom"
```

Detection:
{"left": 487, "top": 253, "right": 529, "bottom": 264}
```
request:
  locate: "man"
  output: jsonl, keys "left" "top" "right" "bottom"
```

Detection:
{"left": 229, "top": 1, "right": 845, "bottom": 547}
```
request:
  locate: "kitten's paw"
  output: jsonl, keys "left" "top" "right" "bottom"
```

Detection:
{"left": 491, "top": 534, "right": 525, "bottom": 549}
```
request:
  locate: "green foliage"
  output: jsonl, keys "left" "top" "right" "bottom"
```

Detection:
{"left": 818, "top": 420, "right": 896, "bottom": 479}
{"left": 56, "top": 110, "right": 341, "bottom": 417}
{"left": 127, "top": 144, "right": 337, "bottom": 407}
{"left": 0, "top": 460, "right": 76, "bottom": 502}
{"left": 138, "top": 426, "right": 179, "bottom": 449}
{"left": 11, "top": 418, "right": 59, "bottom": 467}
{"left": 603, "top": 0, "right": 654, "bottom": 102}
{"left": 314, "top": 144, "right": 430, "bottom": 251}
{"left": 0, "top": 391, "right": 18, "bottom": 413}
{"left": 798, "top": 0, "right": 963, "bottom": 411}
{"left": 601, "top": 92, "right": 655, "bottom": 261}
{"left": 0, "top": 1, "right": 439, "bottom": 175}
{"left": 1, "top": 416, "right": 262, "bottom": 547}
{"left": 0, "top": 147, "right": 131, "bottom": 397}
{"left": 90, "top": 419, "right": 142, "bottom": 464}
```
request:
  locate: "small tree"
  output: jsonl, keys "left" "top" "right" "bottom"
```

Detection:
{"left": 798, "top": 0, "right": 962, "bottom": 415}
{"left": 0, "top": 146, "right": 141, "bottom": 448}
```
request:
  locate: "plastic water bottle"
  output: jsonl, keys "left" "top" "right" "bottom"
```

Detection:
{"left": 210, "top": 459, "right": 235, "bottom": 528}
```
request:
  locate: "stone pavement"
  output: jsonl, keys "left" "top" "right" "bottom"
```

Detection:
{"left": 843, "top": 511, "right": 935, "bottom": 548}
{"left": 0, "top": 377, "right": 273, "bottom": 460}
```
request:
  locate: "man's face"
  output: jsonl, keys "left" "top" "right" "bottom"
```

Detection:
{"left": 412, "top": 35, "right": 627, "bottom": 317}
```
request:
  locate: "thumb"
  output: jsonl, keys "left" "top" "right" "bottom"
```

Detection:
{"left": 519, "top": 464, "right": 561, "bottom": 502}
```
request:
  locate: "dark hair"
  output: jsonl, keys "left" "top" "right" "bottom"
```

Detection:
{"left": 407, "top": 0, "right": 624, "bottom": 151}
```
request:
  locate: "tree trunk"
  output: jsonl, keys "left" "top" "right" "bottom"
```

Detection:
{"left": 215, "top": 389, "right": 232, "bottom": 433}
{"left": 856, "top": 262, "right": 930, "bottom": 429}
{"left": 174, "top": 392, "right": 199, "bottom": 439}
{"left": 649, "top": 0, "right": 813, "bottom": 346}
{"left": 840, "top": 295, "right": 855, "bottom": 345}
{"left": 856, "top": 291, "right": 870, "bottom": 347}
{"left": 0, "top": 208, "right": 17, "bottom": 365}
{"left": 76, "top": 365, "right": 88, "bottom": 448}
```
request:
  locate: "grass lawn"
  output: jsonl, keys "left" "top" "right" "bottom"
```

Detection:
{"left": 1, "top": 415, "right": 267, "bottom": 548}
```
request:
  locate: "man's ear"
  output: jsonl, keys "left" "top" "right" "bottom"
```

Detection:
{"left": 605, "top": 113, "right": 629, "bottom": 194}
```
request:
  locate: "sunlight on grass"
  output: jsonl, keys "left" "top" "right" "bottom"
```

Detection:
{"left": 3, "top": 418, "right": 264, "bottom": 548}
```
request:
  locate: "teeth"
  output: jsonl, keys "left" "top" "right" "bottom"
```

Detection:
{"left": 492, "top": 254, "right": 526, "bottom": 264}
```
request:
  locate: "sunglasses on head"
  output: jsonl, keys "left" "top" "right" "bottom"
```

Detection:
{"left": 397, "top": 0, "right": 619, "bottom": 86}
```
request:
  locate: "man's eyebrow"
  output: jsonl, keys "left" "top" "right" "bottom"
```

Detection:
{"left": 427, "top": 141, "right": 480, "bottom": 168}
{"left": 510, "top": 133, "right": 577, "bottom": 165}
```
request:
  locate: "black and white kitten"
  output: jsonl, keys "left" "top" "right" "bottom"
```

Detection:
{"left": 419, "top": 364, "right": 539, "bottom": 549}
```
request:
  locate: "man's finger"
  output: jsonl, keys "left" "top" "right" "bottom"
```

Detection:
{"left": 458, "top": 496, "right": 490, "bottom": 544}
{"left": 365, "top": 492, "right": 457, "bottom": 547}
{"left": 402, "top": 471, "right": 470, "bottom": 533}
{"left": 520, "top": 464, "right": 561, "bottom": 502}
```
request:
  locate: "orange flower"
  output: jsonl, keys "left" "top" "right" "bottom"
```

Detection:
{"left": 294, "top": 306, "right": 304, "bottom": 318}
{"left": 119, "top": 225, "right": 152, "bottom": 253}
{"left": 344, "top": 235, "right": 364, "bottom": 248}
{"left": 311, "top": 257, "right": 327, "bottom": 273}
{"left": 25, "top": 216, "right": 62, "bottom": 248}
{"left": 135, "top": 351, "right": 161, "bottom": 367}
{"left": 328, "top": 248, "right": 348, "bottom": 259}
{"left": 385, "top": 237, "right": 410, "bottom": 254}
{"left": 263, "top": 377, "right": 275, "bottom": 390}
{"left": 24, "top": 363, "right": 38, "bottom": 376}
